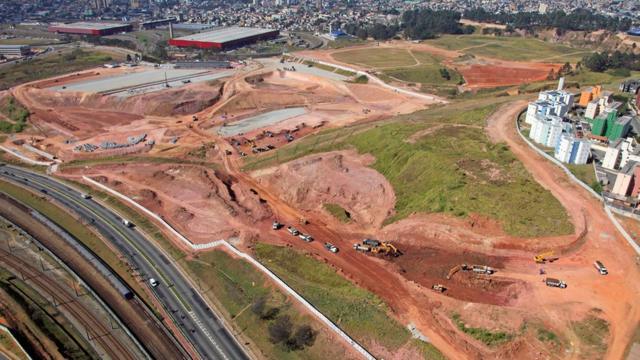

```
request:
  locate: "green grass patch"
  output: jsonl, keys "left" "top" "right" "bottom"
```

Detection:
{"left": 245, "top": 100, "right": 572, "bottom": 237}
{"left": 571, "top": 314, "right": 609, "bottom": 355}
{"left": 322, "top": 203, "right": 352, "bottom": 223}
{"left": 332, "top": 48, "right": 417, "bottom": 68}
{"left": 254, "top": 243, "right": 444, "bottom": 358}
{"left": 0, "top": 180, "right": 151, "bottom": 304}
{"left": 427, "top": 35, "right": 591, "bottom": 62}
{"left": 384, "top": 64, "right": 462, "bottom": 86}
{"left": 0, "top": 96, "right": 29, "bottom": 133}
{"left": 184, "top": 249, "right": 341, "bottom": 359}
{"left": 452, "top": 313, "right": 514, "bottom": 346}
{"left": 0, "top": 48, "right": 121, "bottom": 90}
{"left": 536, "top": 328, "right": 558, "bottom": 343}
{"left": 566, "top": 164, "right": 597, "bottom": 190}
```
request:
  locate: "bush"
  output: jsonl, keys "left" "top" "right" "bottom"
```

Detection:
{"left": 288, "top": 325, "right": 317, "bottom": 350}
{"left": 268, "top": 315, "right": 293, "bottom": 344}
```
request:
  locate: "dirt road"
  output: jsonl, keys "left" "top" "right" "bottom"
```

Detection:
{"left": 486, "top": 101, "right": 640, "bottom": 359}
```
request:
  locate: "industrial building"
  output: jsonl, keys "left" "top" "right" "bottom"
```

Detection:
{"left": 48, "top": 22, "right": 133, "bottom": 36}
{"left": 0, "top": 45, "right": 30, "bottom": 57}
{"left": 554, "top": 134, "right": 591, "bottom": 165}
{"left": 168, "top": 26, "right": 279, "bottom": 49}
{"left": 140, "top": 18, "right": 177, "bottom": 30}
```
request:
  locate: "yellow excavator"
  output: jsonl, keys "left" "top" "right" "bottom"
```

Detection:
{"left": 370, "top": 242, "right": 401, "bottom": 257}
{"left": 534, "top": 251, "right": 558, "bottom": 264}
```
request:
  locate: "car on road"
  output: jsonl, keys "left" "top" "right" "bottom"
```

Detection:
{"left": 149, "top": 278, "right": 159, "bottom": 287}
{"left": 81, "top": 193, "right": 92, "bottom": 199}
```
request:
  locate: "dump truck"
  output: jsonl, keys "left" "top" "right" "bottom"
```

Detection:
{"left": 431, "top": 284, "right": 446, "bottom": 293}
{"left": 353, "top": 243, "right": 371, "bottom": 252}
{"left": 324, "top": 243, "right": 338, "bottom": 253}
{"left": 472, "top": 265, "right": 495, "bottom": 275}
{"left": 363, "top": 238, "right": 381, "bottom": 247}
{"left": 272, "top": 221, "right": 283, "bottom": 230}
{"left": 534, "top": 251, "right": 558, "bottom": 264}
{"left": 544, "top": 278, "right": 567, "bottom": 288}
{"left": 287, "top": 226, "right": 299, "bottom": 236}
{"left": 594, "top": 260, "right": 608, "bottom": 275}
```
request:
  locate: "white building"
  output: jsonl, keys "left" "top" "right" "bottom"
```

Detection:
{"left": 525, "top": 89, "right": 574, "bottom": 125}
{"left": 554, "top": 134, "right": 591, "bottom": 164}
{"left": 585, "top": 100, "right": 599, "bottom": 120}
{"left": 530, "top": 114, "right": 564, "bottom": 148}
{"left": 602, "top": 147, "right": 621, "bottom": 170}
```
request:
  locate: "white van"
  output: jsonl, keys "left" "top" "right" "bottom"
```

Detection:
{"left": 149, "top": 278, "right": 159, "bottom": 287}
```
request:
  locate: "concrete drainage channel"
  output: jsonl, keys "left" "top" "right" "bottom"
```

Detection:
{"left": 82, "top": 176, "right": 377, "bottom": 359}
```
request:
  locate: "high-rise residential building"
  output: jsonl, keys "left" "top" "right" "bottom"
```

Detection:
{"left": 554, "top": 134, "right": 591, "bottom": 164}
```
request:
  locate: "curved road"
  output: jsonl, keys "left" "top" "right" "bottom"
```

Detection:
{"left": 0, "top": 164, "right": 249, "bottom": 360}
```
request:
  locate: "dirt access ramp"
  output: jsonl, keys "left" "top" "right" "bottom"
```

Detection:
{"left": 486, "top": 101, "right": 640, "bottom": 360}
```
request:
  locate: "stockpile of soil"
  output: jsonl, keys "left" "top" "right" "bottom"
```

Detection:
{"left": 251, "top": 150, "right": 396, "bottom": 229}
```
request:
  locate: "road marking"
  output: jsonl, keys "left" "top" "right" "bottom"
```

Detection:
{"left": 188, "top": 311, "right": 229, "bottom": 360}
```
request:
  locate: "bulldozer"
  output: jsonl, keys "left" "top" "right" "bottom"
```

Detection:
{"left": 534, "top": 251, "right": 558, "bottom": 264}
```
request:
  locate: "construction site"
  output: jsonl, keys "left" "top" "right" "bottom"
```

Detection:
{"left": 1, "top": 39, "right": 640, "bottom": 360}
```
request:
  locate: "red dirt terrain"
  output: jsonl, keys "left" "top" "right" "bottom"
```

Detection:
{"left": 8, "top": 55, "right": 640, "bottom": 360}
{"left": 299, "top": 41, "right": 562, "bottom": 90}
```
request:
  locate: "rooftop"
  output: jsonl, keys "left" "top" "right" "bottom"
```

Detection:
{"left": 50, "top": 22, "right": 130, "bottom": 30}
{"left": 172, "top": 26, "right": 277, "bottom": 44}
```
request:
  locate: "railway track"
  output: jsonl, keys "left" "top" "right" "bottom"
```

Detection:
{"left": 0, "top": 246, "right": 137, "bottom": 360}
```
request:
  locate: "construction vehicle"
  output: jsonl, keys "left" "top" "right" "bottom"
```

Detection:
{"left": 472, "top": 265, "right": 494, "bottom": 275}
{"left": 324, "top": 243, "right": 338, "bottom": 253}
{"left": 544, "top": 278, "right": 567, "bottom": 289}
{"left": 353, "top": 243, "right": 371, "bottom": 252}
{"left": 594, "top": 260, "right": 608, "bottom": 275}
{"left": 446, "top": 265, "right": 463, "bottom": 280}
{"left": 534, "top": 251, "right": 559, "bottom": 264}
{"left": 299, "top": 234, "right": 313, "bottom": 242}
{"left": 272, "top": 221, "right": 283, "bottom": 230}
{"left": 287, "top": 226, "right": 299, "bottom": 236}
{"left": 363, "top": 238, "right": 381, "bottom": 247}
{"left": 370, "top": 242, "right": 401, "bottom": 257}
{"left": 431, "top": 284, "right": 446, "bottom": 293}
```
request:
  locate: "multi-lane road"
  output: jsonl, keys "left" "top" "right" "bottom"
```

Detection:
{"left": 0, "top": 164, "right": 249, "bottom": 360}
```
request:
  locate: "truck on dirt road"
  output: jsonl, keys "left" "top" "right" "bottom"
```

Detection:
{"left": 353, "top": 243, "right": 371, "bottom": 252}
{"left": 287, "top": 226, "right": 299, "bottom": 236}
{"left": 324, "top": 243, "right": 338, "bottom": 253}
{"left": 544, "top": 278, "right": 567, "bottom": 288}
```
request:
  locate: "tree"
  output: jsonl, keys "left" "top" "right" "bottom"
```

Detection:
{"left": 268, "top": 315, "right": 292, "bottom": 344}
{"left": 356, "top": 28, "right": 368, "bottom": 40}
{"left": 288, "top": 325, "right": 316, "bottom": 350}
{"left": 582, "top": 52, "right": 609, "bottom": 72}
{"left": 126, "top": 54, "right": 132, "bottom": 62}
{"left": 439, "top": 68, "right": 451, "bottom": 80}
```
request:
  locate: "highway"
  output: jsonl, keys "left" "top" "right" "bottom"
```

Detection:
{"left": 0, "top": 164, "right": 249, "bottom": 360}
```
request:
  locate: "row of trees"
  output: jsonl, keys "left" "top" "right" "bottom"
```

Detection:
{"left": 342, "top": 9, "right": 472, "bottom": 41}
{"left": 582, "top": 51, "right": 640, "bottom": 72}
{"left": 463, "top": 8, "right": 632, "bottom": 32}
